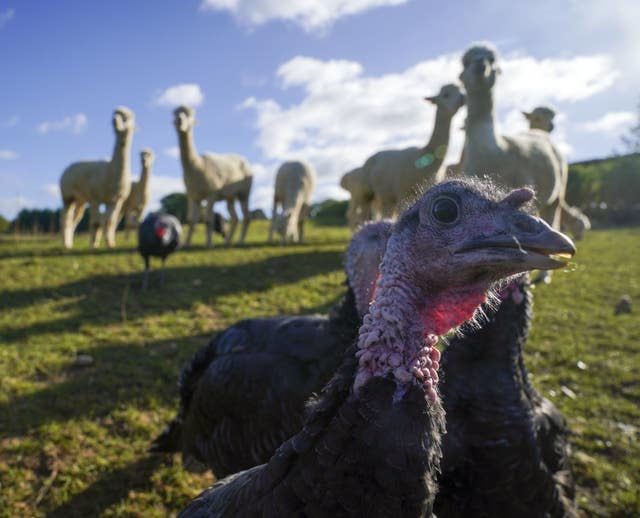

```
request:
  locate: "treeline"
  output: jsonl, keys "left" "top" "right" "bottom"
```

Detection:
{"left": 566, "top": 152, "right": 640, "bottom": 225}
{"left": 5, "top": 153, "right": 640, "bottom": 233}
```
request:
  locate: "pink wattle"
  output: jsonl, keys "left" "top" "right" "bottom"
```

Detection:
{"left": 421, "top": 290, "right": 487, "bottom": 336}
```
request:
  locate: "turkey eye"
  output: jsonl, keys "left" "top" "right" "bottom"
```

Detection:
{"left": 432, "top": 197, "right": 459, "bottom": 223}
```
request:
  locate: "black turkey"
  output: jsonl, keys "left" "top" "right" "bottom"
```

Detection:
{"left": 150, "top": 221, "right": 393, "bottom": 476}
{"left": 178, "top": 179, "right": 575, "bottom": 517}
{"left": 138, "top": 212, "right": 182, "bottom": 290}
{"left": 435, "top": 277, "right": 577, "bottom": 517}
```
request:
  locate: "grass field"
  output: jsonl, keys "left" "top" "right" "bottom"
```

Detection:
{"left": 0, "top": 221, "right": 638, "bottom": 517}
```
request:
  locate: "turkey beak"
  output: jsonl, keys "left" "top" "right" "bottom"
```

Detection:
{"left": 454, "top": 188, "right": 576, "bottom": 271}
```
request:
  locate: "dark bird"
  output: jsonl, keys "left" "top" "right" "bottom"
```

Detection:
{"left": 177, "top": 179, "right": 575, "bottom": 518}
{"left": 435, "top": 277, "right": 578, "bottom": 517}
{"left": 150, "top": 220, "right": 393, "bottom": 476}
{"left": 614, "top": 294, "right": 632, "bottom": 315}
{"left": 138, "top": 212, "right": 182, "bottom": 290}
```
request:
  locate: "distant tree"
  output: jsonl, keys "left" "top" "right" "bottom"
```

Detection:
{"left": 310, "top": 199, "right": 348, "bottom": 226}
{"left": 160, "top": 192, "right": 188, "bottom": 223}
{"left": 0, "top": 214, "right": 9, "bottom": 233}
{"left": 621, "top": 97, "right": 640, "bottom": 153}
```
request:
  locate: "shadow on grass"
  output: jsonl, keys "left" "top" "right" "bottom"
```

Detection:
{"left": 0, "top": 250, "right": 344, "bottom": 343}
{"left": 45, "top": 455, "right": 167, "bottom": 518}
{"left": 0, "top": 335, "right": 209, "bottom": 439}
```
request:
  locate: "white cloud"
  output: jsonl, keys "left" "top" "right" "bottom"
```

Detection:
{"left": 153, "top": 84, "right": 204, "bottom": 108}
{"left": 0, "top": 195, "right": 33, "bottom": 220}
{"left": 37, "top": 113, "right": 88, "bottom": 135}
{"left": 241, "top": 50, "right": 618, "bottom": 191}
{"left": 577, "top": 111, "right": 635, "bottom": 133}
{"left": 200, "top": 0, "right": 408, "bottom": 32}
{"left": 0, "top": 8, "right": 14, "bottom": 28}
{"left": 0, "top": 149, "right": 18, "bottom": 160}
{"left": 163, "top": 146, "right": 181, "bottom": 159}
{"left": 2, "top": 115, "right": 19, "bottom": 128}
{"left": 42, "top": 183, "right": 60, "bottom": 199}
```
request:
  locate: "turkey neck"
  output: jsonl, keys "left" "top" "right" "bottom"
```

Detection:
{"left": 178, "top": 128, "right": 204, "bottom": 172}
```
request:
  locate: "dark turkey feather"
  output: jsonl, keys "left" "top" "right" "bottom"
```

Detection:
{"left": 151, "top": 287, "right": 362, "bottom": 477}
{"left": 435, "top": 280, "right": 577, "bottom": 517}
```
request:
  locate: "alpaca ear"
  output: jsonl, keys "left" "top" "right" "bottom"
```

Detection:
{"left": 522, "top": 111, "right": 532, "bottom": 120}
{"left": 424, "top": 95, "right": 437, "bottom": 104}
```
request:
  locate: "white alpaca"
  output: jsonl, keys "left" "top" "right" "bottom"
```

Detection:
{"left": 340, "top": 166, "right": 373, "bottom": 230}
{"left": 522, "top": 106, "right": 591, "bottom": 240}
{"left": 459, "top": 43, "right": 565, "bottom": 229}
{"left": 60, "top": 106, "right": 135, "bottom": 249}
{"left": 121, "top": 148, "right": 154, "bottom": 240}
{"left": 173, "top": 105, "right": 253, "bottom": 247}
{"left": 268, "top": 160, "right": 316, "bottom": 244}
{"left": 523, "top": 106, "right": 556, "bottom": 132}
{"left": 363, "top": 83, "right": 465, "bottom": 219}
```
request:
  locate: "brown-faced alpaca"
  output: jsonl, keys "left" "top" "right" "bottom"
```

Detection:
{"left": 122, "top": 148, "right": 154, "bottom": 240}
{"left": 522, "top": 106, "right": 591, "bottom": 241}
{"left": 60, "top": 107, "right": 135, "bottom": 249}
{"left": 364, "top": 84, "right": 465, "bottom": 220}
{"left": 523, "top": 106, "right": 556, "bottom": 133}
{"left": 460, "top": 44, "right": 566, "bottom": 229}
{"left": 178, "top": 180, "right": 575, "bottom": 518}
{"left": 173, "top": 105, "right": 253, "bottom": 248}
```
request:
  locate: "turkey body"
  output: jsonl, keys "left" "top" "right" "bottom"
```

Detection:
{"left": 152, "top": 288, "right": 361, "bottom": 477}
{"left": 435, "top": 280, "right": 576, "bottom": 517}
{"left": 138, "top": 212, "right": 181, "bottom": 262}
{"left": 178, "top": 344, "right": 442, "bottom": 518}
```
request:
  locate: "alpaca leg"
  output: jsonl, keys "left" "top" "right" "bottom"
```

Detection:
{"left": 61, "top": 201, "right": 76, "bottom": 249}
{"left": 379, "top": 198, "right": 397, "bottom": 220}
{"left": 268, "top": 198, "right": 278, "bottom": 244}
{"left": 104, "top": 200, "right": 124, "bottom": 248}
{"left": 185, "top": 198, "right": 197, "bottom": 247}
{"left": 204, "top": 198, "right": 215, "bottom": 248}
{"left": 89, "top": 204, "right": 102, "bottom": 248}
{"left": 298, "top": 204, "right": 310, "bottom": 244}
{"left": 225, "top": 199, "right": 238, "bottom": 245}
{"left": 238, "top": 194, "right": 251, "bottom": 245}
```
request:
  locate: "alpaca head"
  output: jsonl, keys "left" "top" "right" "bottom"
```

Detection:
{"left": 140, "top": 148, "right": 155, "bottom": 169}
{"left": 392, "top": 179, "right": 575, "bottom": 293}
{"left": 112, "top": 106, "right": 136, "bottom": 136}
{"left": 523, "top": 106, "right": 556, "bottom": 132}
{"left": 173, "top": 105, "right": 196, "bottom": 134}
{"left": 424, "top": 83, "right": 466, "bottom": 116}
{"left": 275, "top": 210, "right": 297, "bottom": 241}
{"left": 459, "top": 43, "right": 499, "bottom": 93}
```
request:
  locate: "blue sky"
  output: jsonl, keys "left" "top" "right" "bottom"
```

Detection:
{"left": 1, "top": 0, "right": 639, "bottom": 219}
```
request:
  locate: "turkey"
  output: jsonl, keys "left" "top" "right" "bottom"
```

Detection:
{"left": 178, "top": 179, "right": 576, "bottom": 518}
{"left": 435, "top": 277, "right": 577, "bottom": 517}
{"left": 138, "top": 212, "right": 182, "bottom": 290}
{"left": 150, "top": 220, "right": 393, "bottom": 476}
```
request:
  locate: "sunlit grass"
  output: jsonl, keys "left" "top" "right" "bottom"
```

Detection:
{"left": 0, "top": 222, "right": 638, "bottom": 516}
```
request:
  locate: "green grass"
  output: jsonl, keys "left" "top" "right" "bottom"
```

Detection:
{"left": 0, "top": 222, "right": 638, "bottom": 517}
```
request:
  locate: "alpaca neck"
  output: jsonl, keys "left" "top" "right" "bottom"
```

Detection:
{"left": 353, "top": 234, "right": 486, "bottom": 404}
{"left": 110, "top": 131, "right": 132, "bottom": 184}
{"left": 178, "top": 129, "right": 204, "bottom": 172}
{"left": 465, "top": 88, "right": 500, "bottom": 149}
{"left": 423, "top": 106, "right": 453, "bottom": 157}
{"left": 139, "top": 165, "right": 151, "bottom": 192}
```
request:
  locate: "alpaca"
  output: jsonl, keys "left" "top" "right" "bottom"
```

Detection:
{"left": 268, "top": 160, "right": 316, "bottom": 244}
{"left": 523, "top": 106, "right": 556, "bottom": 132}
{"left": 340, "top": 166, "right": 374, "bottom": 230}
{"left": 363, "top": 83, "right": 465, "bottom": 220}
{"left": 522, "top": 106, "right": 591, "bottom": 240}
{"left": 59, "top": 106, "right": 135, "bottom": 249}
{"left": 122, "top": 148, "right": 154, "bottom": 240}
{"left": 173, "top": 105, "right": 253, "bottom": 247}
{"left": 459, "top": 43, "right": 566, "bottom": 230}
